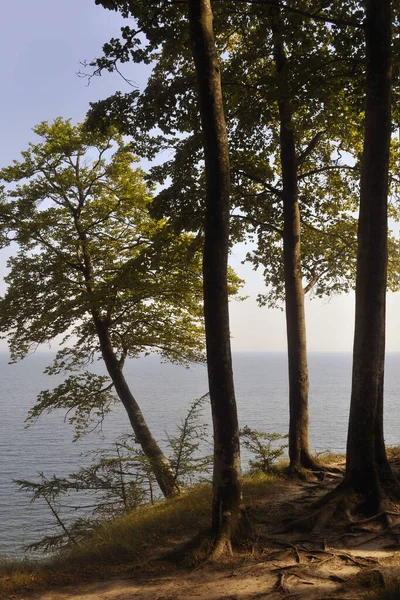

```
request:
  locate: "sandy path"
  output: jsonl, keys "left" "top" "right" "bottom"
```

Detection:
{"left": 16, "top": 467, "right": 400, "bottom": 600}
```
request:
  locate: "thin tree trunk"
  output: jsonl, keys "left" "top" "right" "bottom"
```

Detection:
{"left": 94, "top": 317, "right": 179, "bottom": 499}
{"left": 75, "top": 215, "right": 178, "bottom": 500}
{"left": 344, "top": 0, "right": 395, "bottom": 509}
{"left": 270, "top": 8, "right": 318, "bottom": 472}
{"left": 187, "top": 0, "right": 242, "bottom": 555}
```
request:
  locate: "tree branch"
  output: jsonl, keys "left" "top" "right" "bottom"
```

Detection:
{"left": 298, "top": 164, "right": 358, "bottom": 180}
{"left": 231, "top": 213, "right": 283, "bottom": 237}
{"left": 296, "top": 131, "right": 325, "bottom": 166}
{"left": 230, "top": 0, "right": 364, "bottom": 29}
{"left": 234, "top": 169, "right": 283, "bottom": 197}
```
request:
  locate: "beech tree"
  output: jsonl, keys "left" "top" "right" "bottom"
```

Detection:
{"left": 266, "top": 5, "right": 319, "bottom": 472}
{"left": 225, "top": 2, "right": 400, "bottom": 475}
{"left": 0, "top": 118, "right": 208, "bottom": 499}
{"left": 289, "top": 0, "right": 400, "bottom": 526}
{"left": 92, "top": 0, "right": 242, "bottom": 552}
{"left": 187, "top": 0, "right": 242, "bottom": 555}
{"left": 85, "top": 1, "right": 374, "bottom": 478}
{"left": 342, "top": 0, "right": 399, "bottom": 510}
{"left": 88, "top": 0, "right": 400, "bottom": 496}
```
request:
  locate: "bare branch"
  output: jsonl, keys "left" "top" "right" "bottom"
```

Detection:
{"left": 298, "top": 164, "right": 358, "bottom": 180}
{"left": 296, "top": 131, "right": 325, "bottom": 166}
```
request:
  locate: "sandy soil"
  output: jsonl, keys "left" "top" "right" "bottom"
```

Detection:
{"left": 14, "top": 462, "right": 400, "bottom": 600}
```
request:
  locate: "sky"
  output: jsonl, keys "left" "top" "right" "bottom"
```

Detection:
{"left": 0, "top": 0, "right": 399, "bottom": 353}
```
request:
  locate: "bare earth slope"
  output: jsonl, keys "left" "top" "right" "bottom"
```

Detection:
{"left": 23, "top": 459, "right": 400, "bottom": 600}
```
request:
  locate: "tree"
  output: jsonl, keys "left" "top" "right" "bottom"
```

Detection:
{"left": 89, "top": 0, "right": 400, "bottom": 494}
{"left": 267, "top": 4, "right": 316, "bottom": 472}
{"left": 289, "top": 0, "right": 399, "bottom": 527}
{"left": 343, "top": 0, "right": 398, "bottom": 509}
{"left": 187, "top": 0, "right": 242, "bottom": 555}
{"left": 85, "top": 0, "right": 372, "bottom": 478}
{"left": 221, "top": 1, "right": 400, "bottom": 474}
{"left": 90, "top": 0, "right": 243, "bottom": 553}
{"left": 0, "top": 118, "right": 208, "bottom": 499}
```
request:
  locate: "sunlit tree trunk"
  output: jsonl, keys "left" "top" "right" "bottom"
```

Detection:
{"left": 93, "top": 317, "right": 180, "bottom": 499}
{"left": 344, "top": 0, "right": 396, "bottom": 508}
{"left": 270, "top": 7, "right": 319, "bottom": 472}
{"left": 187, "top": 0, "right": 242, "bottom": 555}
{"left": 77, "top": 218, "right": 179, "bottom": 500}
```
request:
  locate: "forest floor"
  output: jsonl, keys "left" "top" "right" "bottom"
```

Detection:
{"left": 10, "top": 453, "right": 400, "bottom": 600}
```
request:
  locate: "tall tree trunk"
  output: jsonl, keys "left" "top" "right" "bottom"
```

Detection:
{"left": 344, "top": 0, "right": 395, "bottom": 509}
{"left": 94, "top": 317, "right": 179, "bottom": 499}
{"left": 270, "top": 8, "right": 318, "bottom": 472}
{"left": 187, "top": 0, "right": 242, "bottom": 555}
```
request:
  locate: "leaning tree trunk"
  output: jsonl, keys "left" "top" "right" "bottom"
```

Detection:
{"left": 94, "top": 317, "right": 179, "bottom": 499}
{"left": 76, "top": 217, "right": 178, "bottom": 500}
{"left": 187, "top": 0, "right": 242, "bottom": 556}
{"left": 270, "top": 8, "right": 319, "bottom": 473}
{"left": 344, "top": 0, "right": 396, "bottom": 510}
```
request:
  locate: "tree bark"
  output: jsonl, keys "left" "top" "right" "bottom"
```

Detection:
{"left": 94, "top": 317, "right": 179, "bottom": 499}
{"left": 344, "top": 0, "right": 395, "bottom": 508}
{"left": 187, "top": 0, "right": 242, "bottom": 554}
{"left": 74, "top": 211, "right": 179, "bottom": 500}
{"left": 270, "top": 8, "right": 318, "bottom": 472}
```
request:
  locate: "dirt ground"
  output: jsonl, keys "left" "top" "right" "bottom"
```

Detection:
{"left": 17, "top": 459, "right": 400, "bottom": 600}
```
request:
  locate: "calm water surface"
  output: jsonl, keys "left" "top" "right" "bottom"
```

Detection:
{"left": 0, "top": 351, "right": 399, "bottom": 555}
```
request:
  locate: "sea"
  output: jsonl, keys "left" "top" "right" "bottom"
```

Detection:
{"left": 0, "top": 351, "right": 399, "bottom": 557}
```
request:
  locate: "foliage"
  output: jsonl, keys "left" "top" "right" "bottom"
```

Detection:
{"left": 240, "top": 426, "right": 288, "bottom": 474}
{"left": 84, "top": 0, "right": 400, "bottom": 308}
{"left": 16, "top": 394, "right": 212, "bottom": 552}
{"left": 16, "top": 473, "right": 95, "bottom": 552}
{"left": 87, "top": 2, "right": 400, "bottom": 308}
{"left": 166, "top": 393, "right": 212, "bottom": 486}
{"left": 15, "top": 438, "right": 157, "bottom": 553}
{"left": 0, "top": 118, "right": 219, "bottom": 436}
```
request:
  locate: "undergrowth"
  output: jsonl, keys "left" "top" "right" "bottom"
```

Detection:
{"left": 0, "top": 473, "right": 279, "bottom": 597}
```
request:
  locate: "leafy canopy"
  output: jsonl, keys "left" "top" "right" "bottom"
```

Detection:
{"left": 86, "top": 0, "right": 400, "bottom": 307}
{"left": 0, "top": 118, "right": 211, "bottom": 435}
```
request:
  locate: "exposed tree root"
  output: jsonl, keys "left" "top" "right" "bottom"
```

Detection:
{"left": 284, "top": 465, "right": 310, "bottom": 481}
{"left": 207, "top": 506, "right": 254, "bottom": 562}
{"left": 265, "top": 549, "right": 378, "bottom": 599}
{"left": 260, "top": 537, "right": 301, "bottom": 562}
{"left": 350, "top": 531, "right": 391, "bottom": 548}
{"left": 312, "top": 554, "right": 336, "bottom": 568}
{"left": 272, "top": 572, "right": 290, "bottom": 594}
{"left": 285, "top": 462, "right": 344, "bottom": 483}
{"left": 291, "top": 573, "right": 315, "bottom": 585}
{"left": 209, "top": 535, "right": 233, "bottom": 561}
{"left": 273, "top": 470, "right": 400, "bottom": 542}
{"left": 329, "top": 574, "right": 347, "bottom": 583}
{"left": 288, "top": 451, "right": 344, "bottom": 475}
{"left": 272, "top": 495, "right": 343, "bottom": 534}
{"left": 348, "top": 522, "right": 400, "bottom": 548}
{"left": 349, "top": 510, "right": 400, "bottom": 529}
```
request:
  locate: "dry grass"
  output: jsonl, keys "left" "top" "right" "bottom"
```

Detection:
{"left": 0, "top": 474, "right": 280, "bottom": 597}
{"left": 3, "top": 462, "right": 400, "bottom": 600}
{"left": 316, "top": 451, "right": 346, "bottom": 464}
{"left": 63, "top": 483, "right": 212, "bottom": 567}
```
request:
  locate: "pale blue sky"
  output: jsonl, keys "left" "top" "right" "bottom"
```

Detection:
{"left": 1, "top": 1, "right": 399, "bottom": 353}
